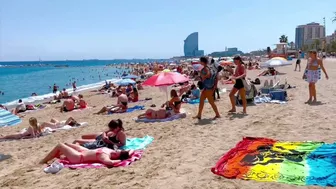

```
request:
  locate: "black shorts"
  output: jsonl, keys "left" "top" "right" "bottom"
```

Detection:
{"left": 296, "top": 59, "right": 301, "bottom": 64}
{"left": 63, "top": 107, "right": 69, "bottom": 112}
{"left": 234, "top": 79, "right": 244, "bottom": 90}
{"left": 121, "top": 102, "right": 128, "bottom": 106}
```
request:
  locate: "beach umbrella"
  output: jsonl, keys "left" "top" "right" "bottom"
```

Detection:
{"left": 143, "top": 72, "right": 189, "bottom": 100}
{"left": 143, "top": 72, "right": 189, "bottom": 87}
{"left": 122, "top": 74, "right": 138, "bottom": 79}
{"left": 260, "top": 57, "right": 292, "bottom": 68}
{"left": 115, "top": 78, "right": 136, "bottom": 86}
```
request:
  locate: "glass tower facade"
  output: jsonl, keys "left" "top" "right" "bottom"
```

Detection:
{"left": 184, "top": 32, "right": 204, "bottom": 57}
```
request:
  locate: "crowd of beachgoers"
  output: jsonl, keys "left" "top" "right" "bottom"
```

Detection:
{"left": 0, "top": 52, "right": 333, "bottom": 188}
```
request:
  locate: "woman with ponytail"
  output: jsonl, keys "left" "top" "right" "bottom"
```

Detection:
{"left": 73, "top": 119, "right": 126, "bottom": 149}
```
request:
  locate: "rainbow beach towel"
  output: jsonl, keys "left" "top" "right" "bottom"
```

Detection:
{"left": 211, "top": 137, "right": 336, "bottom": 187}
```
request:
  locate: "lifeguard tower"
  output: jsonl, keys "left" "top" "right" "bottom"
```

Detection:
{"left": 268, "top": 43, "right": 288, "bottom": 58}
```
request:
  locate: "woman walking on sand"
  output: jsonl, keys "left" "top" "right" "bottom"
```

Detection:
{"left": 193, "top": 57, "right": 220, "bottom": 120}
{"left": 228, "top": 56, "right": 247, "bottom": 114}
{"left": 302, "top": 50, "right": 329, "bottom": 104}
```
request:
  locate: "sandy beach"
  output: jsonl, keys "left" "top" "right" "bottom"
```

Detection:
{"left": 1, "top": 59, "right": 336, "bottom": 189}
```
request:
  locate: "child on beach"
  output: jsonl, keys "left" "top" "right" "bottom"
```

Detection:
{"left": 0, "top": 117, "right": 42, "bottom": 140}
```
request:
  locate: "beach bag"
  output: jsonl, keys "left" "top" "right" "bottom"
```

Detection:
{"left": 82, "top": 135, "right": 116, "bottom": 149}
{"left": 242, "top": 79, "right": 251, "bottom": 91}
{"left": 201, "top": 66, "right": 216, "bottom": 90}
{"left": 26, "top": 104, "right": 35, "bottom": 110}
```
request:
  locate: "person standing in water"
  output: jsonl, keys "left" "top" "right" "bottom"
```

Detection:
{"left": 72, "top": 81, "right": 77, "bottom": 92}
{"left": 302, "top": 50, "right": 328, "bottom": 104}
{"left": 228, "top": 56, "right": 247, "bottom": 114}
{"left": 52, "top": 84, "right": 58, "bottom": 93}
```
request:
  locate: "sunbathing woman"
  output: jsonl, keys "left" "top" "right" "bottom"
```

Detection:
{"left": 95, "top": 93, "right": 128, "bottom": 114}
{"left": 161, "top": 89, "right": 181, "bottom": 114}
{"left": 0, "top": 117, "right": 42, "bottom": 140}
{"left": 128, "top": 87, "right": 139, "bottom": 102}
{"left": 73, "top": 119, "right": 126, "bottom": 149}
{"left": 40, "top": 117, "right": 81, "bottom": 129}
{"left": 39, "top": 142, "right": 133, "bottom": 166}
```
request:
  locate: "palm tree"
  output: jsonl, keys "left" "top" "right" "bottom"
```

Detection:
{"left": 310, "top": 43, "right": 315, "bottom": 50}
{"left": 279, "top": 35, "right": 288, "bottom": 43}
{"left": 289, "top": 41, "right": 294, "bottom": 49}
{"left": 333, "top": 12, "right": 336, "bottom": 23}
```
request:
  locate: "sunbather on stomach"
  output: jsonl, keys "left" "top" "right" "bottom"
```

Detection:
{"left": 0, "top": 117, "right": 42, "bottom": 140}
{"left": 39, "top": 142, "right": 133, "bottom": 166}
{"left": 73, "top": 119, "right": 126, "bottom": 149}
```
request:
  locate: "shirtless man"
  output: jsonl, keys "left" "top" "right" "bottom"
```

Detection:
{"left": 60, "top": 98, "right": 75, "bottom": 112}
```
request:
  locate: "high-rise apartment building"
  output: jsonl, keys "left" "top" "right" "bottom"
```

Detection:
{"left": 295, "top": 22, "right": 325, "bottom": 49}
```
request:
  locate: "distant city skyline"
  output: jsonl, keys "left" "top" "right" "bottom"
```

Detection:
{"left": 0, "top": 0, "right": 335, "bottom": 61}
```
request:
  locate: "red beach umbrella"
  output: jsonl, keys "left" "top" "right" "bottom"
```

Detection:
{"left": 143, "top": 71, "right": 189, "bottom": 87}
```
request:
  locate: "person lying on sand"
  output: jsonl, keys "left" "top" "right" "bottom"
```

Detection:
{"left": 39, "top": 142, "right": 133, "bottom": 166}
{"left": 258, "top": 67, "right": 278, "bottom": 76}
{"left": 94, "top": 93, "right": 128, "bottom": 114}
{"left": 73, "top": 119, "right": 126, "bottom": 149}
{"left": 40, "top": 117, "right": 81, "bottom": 129}
{"left": 138, "top": 108, "right": 170, "bottom": 119}
{"left": 0, "top": 117, "right": 42, "bottom": 140}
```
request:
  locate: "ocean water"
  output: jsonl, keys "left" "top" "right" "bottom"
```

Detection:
{"left": 0, "top": 60, "right": 160, "bottom": 106}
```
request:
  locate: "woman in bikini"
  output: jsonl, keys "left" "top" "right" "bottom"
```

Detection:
{"left": 94, "top": 93, "right": 128, "bottom": 114}
{"left": 40, "top": 117, "right": 81, "bottom": 129}
{"left": 161, "top": 89, "right": 181, "bottom": 114}
{"left": 138, "top": 89, "right": 181, "bottom": 120}
{"left": 39, "top": 142, "right": 132, "bottom": 166}
{"left": 302, "top": 50, "right": 329, "bottom": 103}
{"left": 229, "top": 56, "right": 247, "bottom": 114}
{"left": 193, "top": 57, "right": 220, "bottom": 119}
{"left": 0, "top": 117, "right": 42, "bottom": 140}
{"left": 73, "top": 119, "right": 126, "bottom": 149}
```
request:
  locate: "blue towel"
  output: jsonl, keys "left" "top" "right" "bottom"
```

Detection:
{"left": 121, "top": 136, "right": 154, "bottom": 150}
{"left": 187, "top": 99, "right": 208, "bottom": 104}
{"left": 109, "top": 105, "right": 145, "bottom": 114}
{"left": 0, "top": 109, "right": 22, "bottom": 127}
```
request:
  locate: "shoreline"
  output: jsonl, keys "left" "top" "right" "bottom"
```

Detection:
{"left": 2, "top": 78, "right": 122, "bottom": 109}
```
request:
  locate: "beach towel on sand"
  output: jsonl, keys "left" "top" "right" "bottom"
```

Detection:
{"left": 59, "top": 136, "right": 153, "bottom": 169}
{"left": 135, "top": 113, "right": 187, "bottom": 123}
{"left": 211, "top": 137, "right": 336, "bottom": 187}
{"left": 108, "top": 105, "right": 145, "bottom": 114}
{"left": 186, "top": 99, "right": 208, "bottom": 104}
{"left": 0, "top": 109, "right": 21, "bottom": 127}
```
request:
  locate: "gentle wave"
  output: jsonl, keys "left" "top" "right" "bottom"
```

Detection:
{"left": 3, "top": 78, "right": 121, "bottom": 107}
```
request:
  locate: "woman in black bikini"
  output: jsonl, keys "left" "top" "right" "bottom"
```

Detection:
{"left": 161, "top": 89, "right": 181, "bottom": 114}
{"left": 73, "top": 119, "right": 126, "bottom": 149}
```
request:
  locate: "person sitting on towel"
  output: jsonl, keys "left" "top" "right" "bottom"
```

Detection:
{"left": 128, "top": 87, "right": 139, "bottom": 102}
{"left": 73, "top": 119, "right": 126, "bottom": 149}
{"left": 39, "top": 142, "right": 133, "bottom": 166}
{"left": 60, "top": 98, "right": 75, "bottom": 113}
{"left": 161, "top": 89, "right": 181, "bottom": 114}
{"left": 11, "top": 99, "right": 26, "bottom": 115}
{"left": 94, "top": 93, "right": 128, "bottom": 114}
{"left": 0, "top": 117, "right": 42, "bottom": 140}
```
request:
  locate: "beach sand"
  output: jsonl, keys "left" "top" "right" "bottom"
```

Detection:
{"left": 1, "top": 59, "right": 335, "bottom": 189}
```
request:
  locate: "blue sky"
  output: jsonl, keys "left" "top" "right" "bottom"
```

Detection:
{"left": 0, "top": 0, "right": 335, "bottom": 61}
